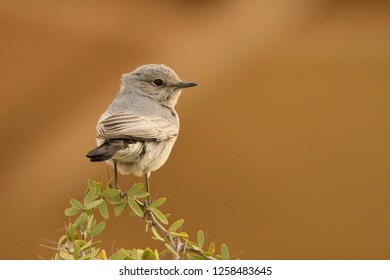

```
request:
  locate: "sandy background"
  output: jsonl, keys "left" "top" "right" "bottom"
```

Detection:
{"left": 0, "top": 0, "right": 389, "bottom": 259}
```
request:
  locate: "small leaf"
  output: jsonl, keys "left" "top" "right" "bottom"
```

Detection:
{"left": 142, "top": 248, "right": 157, "bottom": 260}
{"left": 85, "top": 199, "right": 104, "bottom": 210}
{"left": 189, "top": 243, "right": 201, "bottom": 251}
{"left": 208, "top": 242, "right": 215, "bottom": 254}
{"left": 149, "top": 197, "right": 166, "bottom": 208}
{"left": 186, "top": 253, "right": 205, "bottom": 260}
{"left": 131, "top": 249, "right": 144, "bottom": 260}
{"left": 164, "top": 243, "right": 179, "bottom": 258}
{"left": 64, "top": 206, "right": 81, "bottom": 217}
{"left": 84, "top": 187, "right": 96, "bottom": 206}
{"left": 80, "top": 247, "right": 101, "bottom": 260}
{"left": 80, "top": 240, "right": 92, "bottom": 251}
{"left": 73, "top": 241, "right": 80, "bottom": 260}
{"left": 59, "top": 252, "right": 74, "bottom": 260}
{"left": 183, "top": 238, "right": 189, "bottom": 255}
{"left": 87, "top": 180, "right": 102, "bottom": 192}
{"left": 128, "top": 198, "right": 144, "bottom": 217}
{"left": 127, "top": 183, "right": 144, "bottom": 196}
{"left": 101, "top": 188, "right": 121, "bottom": 198}
{"left": 149, "top": 207, "right": 168, "bottom": 225}
{"left": 98, "top": 201, "right": 109, "bottom": 219}
{"left": 101, "top": 188, "right": 123, "bottom": 205}
{"left": 96, "top": 249, "right": 107, "bottom": 260}
{"left": 67, "top": 224, "right": 77, "bottom": 241}
{"left": 169, "top": 219, "right": 184, "bottom": 232}
{"left": 86, "top": 214, "right": 95, "bottom": 229}
{"left": 110, "top": 248, "right": 132, "bottom": 260}
{"left": 151, "top": 226, "right": 165, "bottom": 242}
{"left": 70, "top": 199, "right": 84, "bottom": 210}
{"left": 114, "top": 202, "right": 126, "bottom": 217}
{"left": 87, "top": 179, "right": 95, "bottom": 189}
{"left": 58, "top": 235, "right": 67, "bottom": 245}
{"left": 74, "top": 240, "right": 86, "bottom": 249}
{"left": 197, "top": 230, "right": 205, "bottom": 248}
{"left": 132, "top": 191, "right": 149, "bottom": 198}
{"left": 171, "top": 232, "right": 189, "bottom": 238}
{"left": 221, "top": 244, "right": 229, "bottom": 260}
{"left": 90, "top": 222, "right": 105, "bottom": 237}
{"left": 104, "top": 195, "right": 123, "bottom": 205}
{"left": 74, "top": 213, "right": 88, "bottom": 229}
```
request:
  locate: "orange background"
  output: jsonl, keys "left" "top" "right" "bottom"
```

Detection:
{"left": 1, "top": 0, "right": 389, "bottom": 259}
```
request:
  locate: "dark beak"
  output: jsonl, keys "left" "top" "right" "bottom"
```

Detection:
{"left": 175, "top": 81, "right": 198, "bottom": 89}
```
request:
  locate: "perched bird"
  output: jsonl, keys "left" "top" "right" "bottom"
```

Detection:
{"left": 86, "top": 64, "right": 197, "bottom": 201}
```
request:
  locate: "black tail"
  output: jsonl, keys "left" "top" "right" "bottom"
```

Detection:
{"left": 86, "top": 142, "right": 121, "bottom": 162}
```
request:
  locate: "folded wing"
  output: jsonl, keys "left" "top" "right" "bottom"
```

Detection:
{"left": 96, "top": 112, "right": 178, "bottom": 141}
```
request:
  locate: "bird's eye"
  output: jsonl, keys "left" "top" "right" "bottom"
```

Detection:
{"left": 153, "top": 79, "right": 164, "bottom": 87}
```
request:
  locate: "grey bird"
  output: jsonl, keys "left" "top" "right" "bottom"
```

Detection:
{"left": 86, "top": 64, "right": 197, "bottom": 201}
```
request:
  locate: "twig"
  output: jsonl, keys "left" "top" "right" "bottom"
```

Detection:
{"left": 145, "top": 209, "right": 216, "bottom": 260}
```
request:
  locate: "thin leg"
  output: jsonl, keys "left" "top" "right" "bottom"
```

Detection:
{"left": 113, "top": 160, "right": 118, "bottom": 189}
{"left": 144, "top": 172, "right": 151, "bottom": 204}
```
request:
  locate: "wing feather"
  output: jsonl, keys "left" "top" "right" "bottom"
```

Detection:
{"left": 96, "top": 113, "right": 178, "bottom": 141}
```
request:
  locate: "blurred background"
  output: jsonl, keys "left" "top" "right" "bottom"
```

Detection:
{"left": 0, "top": 0, "right": 389, "bottom": 259}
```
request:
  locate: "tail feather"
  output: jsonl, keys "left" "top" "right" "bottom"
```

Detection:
{"left": 86, "top": 142, "right": 121, "bottom": 162}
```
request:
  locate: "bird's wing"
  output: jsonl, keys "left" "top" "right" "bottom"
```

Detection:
{"left": 96, "top": 112, "right": 178, "bottom": 141}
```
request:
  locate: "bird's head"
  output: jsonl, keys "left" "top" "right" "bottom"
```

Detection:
{"left": 121, "top": 64, "right": 197, "bottom": 108}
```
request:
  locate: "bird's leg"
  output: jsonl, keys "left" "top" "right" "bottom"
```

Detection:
{"left": 113, "top": 159, "right": 118, "bottom": 189}
{"left": 144, "top": 172, "right": 151, "bottom": 205}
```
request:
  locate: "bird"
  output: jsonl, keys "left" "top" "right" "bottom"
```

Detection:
{"left": 86, "top": 64, "right": 197, "bottom": 202}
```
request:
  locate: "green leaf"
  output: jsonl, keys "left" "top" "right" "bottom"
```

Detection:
{"left": 58, "top": 235, "right": 67, "bottom": 245}
{"left": 208, "top": 242, "right": 215, "bottom": 254}
{"left": 64, "top": 206, "right": 81, "bottom": 217}
{"left": 90, "top": 222, "right": 105, "bottom": 237}
{"left": 84, "top": 186, "right": 96, "bottom": 206}
{"left": 98, "top": 201, "right": 109, "bottom": 219}
{"left": 59, "top": 252, "right": 74, "bottom": 260}
{"left": 131, "top": 249, "right": 144, "bottom": 260}
{"left": 149, "top": 197, "right": 166, "bottom": 208}
{"left": 110, "top": 248, "right": 132, "bottom": 260}
{"left": 101, "top": 188, "right": 121, "bottom": 198}
{"left": 87, "top": 179, "right": 95, "bottom": 189}
{"left": 67, "top": 224, "right": 77, "bottom": 241}
{"left": 114, "top": 202, "right": 126, "bottom": 217}
{"left": 70, "top": 199, "right": 84, "bottom": 210}
{"left": 80, "top": 247, "right": 101, "bottom": 260}
{"left": 189, "top": 243, "right": 201, "bottom": 251}
{"left": 170, "top": 231, "right": 189, "bottom": 238}
{"left": 197, "top": 230, "right": 205, "bottom": 248}
{"left": 87, "top": 180, "right": 102, "bottom": 192}
{"left": 80, "top": 240, "right": 92, "bottom": 251}
{"left": 142, "top": 248, "right": 157, "bottom": 260}
{"left": 73, "top": 241, "right": 80, "bottom": 260}
{"left": 169, "top": 219, "right": 184, "bottom": 232}
{"left": 221, "top": 244, "right": 229, "bottom": 260}
{"left": 164, "top": 243, "right": 179, "bottom": 258}
{"left": 183, "top": 238, "right": 189, "bottom": 255}
{"left": 132, "top": 191, "right": 149, "bottom": 198}
{"left": 86, "top": 214, "right": 95, "bottom": 229}
{"left": 151, "top": 226, "right": 165, "bottom": 242}
{"left": 102, "top": 188, "right": 122, "bottom": 205}
{"left": 128, "top": 198, "right": 144, "bottom": 217}
{"left": 85, "top": 199, "right": 104, "bottom": 210}
{"left": 186, "top": 253, "right": 205, "bottom": 260}
{"left": 149, "top": 207, "right": 168, "bottom": 225}
{"left": 74, "top": 213, "right": 88, "bottom": 229}
{"left": 127, "top": 183, "right": 144, "bottom": 196}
